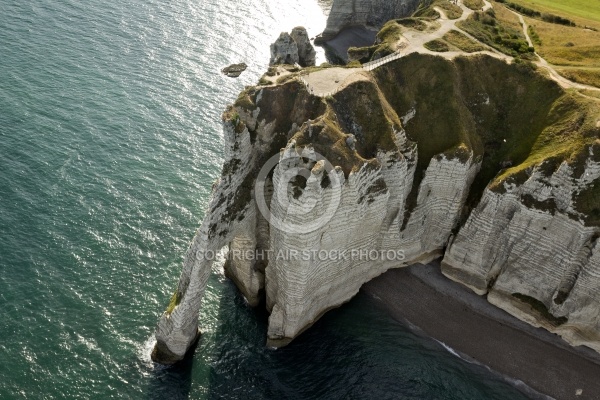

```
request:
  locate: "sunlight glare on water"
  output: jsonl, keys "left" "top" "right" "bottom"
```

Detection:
{"left": 0, "top": 0, "right": 533, "bottom": 398}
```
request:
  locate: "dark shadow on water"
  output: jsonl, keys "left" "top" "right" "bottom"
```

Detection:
{"left": 141, "top": 278, "right": 534, "bottom": 400}
{"left": 202, "top": 280, "right": 534, "bottom": 400}
{"left": 203, "top": 280, "right": 375, "bottom": 400}
{"left": 143, "top": 336, "right": 199, "bottom": 400}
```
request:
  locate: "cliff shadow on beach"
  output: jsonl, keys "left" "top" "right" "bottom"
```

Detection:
{"left": 198, "top": 274, "right": 532, "bottom": 399}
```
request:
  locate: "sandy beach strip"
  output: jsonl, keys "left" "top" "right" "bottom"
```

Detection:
{"left": 362, "top": 261, "right": 600, "bottom": 400}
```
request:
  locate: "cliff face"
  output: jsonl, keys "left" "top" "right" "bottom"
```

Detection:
{"left": 442, "top": 150, "right": 600, "bottom": 351}
{"left": 320, "top": 0, "right": 421, "bottom": 41}
{"left": 152, "top": 54, "right": 600, "bottom": 364}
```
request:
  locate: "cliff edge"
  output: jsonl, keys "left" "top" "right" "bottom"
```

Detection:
{"left": 151, "top": 52, "right": 600, "bottom": 364}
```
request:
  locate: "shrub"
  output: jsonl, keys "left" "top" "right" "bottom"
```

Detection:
{"left": 424, "top": 39, "right": 450, "bottom": 52}
{"left": 443, "top": 30, "right": 487, "bottom": 52}
{"left": 528, "top": 25, "right": 542, "bottom": 46}
{"left": 396, "top": 17, "right": 428, "bottom": 31}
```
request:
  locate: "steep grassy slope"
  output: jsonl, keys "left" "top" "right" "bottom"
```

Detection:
{"left": 228, "top": 54, "right": 599, "bottom": 226}
{"left": 372, "top": 54, "right": 600, "bottom": 214}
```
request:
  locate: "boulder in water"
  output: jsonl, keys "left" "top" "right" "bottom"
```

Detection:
{"left": 221, "top": 63, "right": 248, "bottom": 78}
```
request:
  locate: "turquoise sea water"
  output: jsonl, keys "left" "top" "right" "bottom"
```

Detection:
{"left": 0, "top": 0, "right": 533, "bottom": 398}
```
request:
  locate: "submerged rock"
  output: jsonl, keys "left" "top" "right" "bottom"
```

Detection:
{"left": 270, "top": 27, "right": 316, "bottom": 67}
{"left": 221, "top": 63, "right": 247, "bottom": 78}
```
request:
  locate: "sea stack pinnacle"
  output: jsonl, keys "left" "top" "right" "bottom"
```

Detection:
{"left": 270, "top": 27, "right": 316, "bottom": 67}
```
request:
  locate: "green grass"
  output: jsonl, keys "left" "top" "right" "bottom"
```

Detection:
{"left": 424, "top": 39, "right": 450, "bottom": 52}
{"left": 502, "top": 0, "right": 600, "bottom": 24}
{"left": 443, "top": 30, "right": 487, "bottom": 52}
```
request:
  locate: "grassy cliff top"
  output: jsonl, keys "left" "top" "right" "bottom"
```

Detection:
{"left": 229, "top": 53, "right": 599, "bottom": 223}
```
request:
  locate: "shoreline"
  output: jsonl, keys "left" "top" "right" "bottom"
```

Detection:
{"left": 362, "top": 261, "right": 600, "bottom": 400}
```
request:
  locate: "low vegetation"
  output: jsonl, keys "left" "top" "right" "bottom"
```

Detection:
{"left": 443, "top": 30, "right": 487, "bottom": 52}
{"left": 436, "top": 1, "right": 463, "bottom": 19}
{"left": 458, "top": 8, "right": 533, "bottom": 57}
{"left": 424, "top": 39, "right": 450, "bottom": 52}
{"left": 348, "top": 45, "right": 379, "bottom": 63}
{"left": 166, "top": 290, "right": 182, "bottom": 314}
{"left": 376, "top": 21, "right": 403, "bottom": 43}
{"left": 527, "top": 25, "right": 542, "bottom": 45}
{"left": 414, "top": 0, "right": 463, "bottom": 20}
{"left": 396, "top": 17, "right": 428, "bottom": 31}
{"left": 463, "top": 0, "right": 485, "bottom": 11}
{"left": 349, "top": 20, "right": 403, "bottom": 63}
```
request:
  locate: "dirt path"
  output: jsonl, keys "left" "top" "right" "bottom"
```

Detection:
{"left": 298, "top": 0, "right": 599, "bottom": 96}
{"left": 300, "top": 68, "right": 370, "bottom": 96}
{"left": 509, "top": 9, "right": 600, "bottom": 92}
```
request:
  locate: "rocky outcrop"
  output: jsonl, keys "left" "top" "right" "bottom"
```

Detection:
{"left": 152, "top": 53, "right": 600, "bottom": 364}
{"left": 318, "top": 0, "right": 421, "bottom": 42}
{"left": 270, "top": 27, "right": 316, "bottom": 67}
{"left": 291, "top": 27, "right": 317, "bottom": 67}
{"left": 221, "top": 63, "right": 247, "bottom": 78}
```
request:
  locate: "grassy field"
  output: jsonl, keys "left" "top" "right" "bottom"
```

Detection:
{"left": 500, "top": 0, "right": 600, "bottom": 87}
{"left": 504, "top": 0, "right": 600, "bottom": 23}
{"left": 522, "top": 16, "right": 600, "bottom": 64}
{"left": 556, "top": 68, "right": 600, "bottom": 88}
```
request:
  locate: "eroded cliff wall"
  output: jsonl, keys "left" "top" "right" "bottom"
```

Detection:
{"left": 152, "top": 54, "right": 600, "bottom": 364}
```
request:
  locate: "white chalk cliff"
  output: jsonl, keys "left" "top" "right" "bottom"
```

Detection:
{"left": 151, "top": 54, "right": 600, "bottom": 364}
{"left": 443, "top": 154, "right": 600, "bottom": 351}
{"left": 270, "top": 27, "right": 317, "bottom": 67}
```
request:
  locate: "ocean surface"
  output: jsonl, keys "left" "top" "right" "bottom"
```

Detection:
{"left": 0, "top": 0, "right": 533, "bottom": 398}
